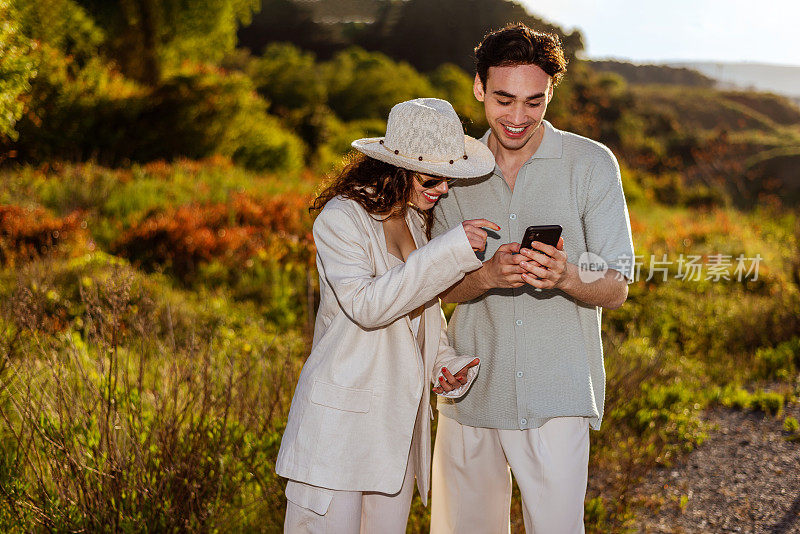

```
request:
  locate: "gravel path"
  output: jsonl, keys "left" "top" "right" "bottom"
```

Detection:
{"left": 633, "top": 400, "right": 800, "bottom": 533}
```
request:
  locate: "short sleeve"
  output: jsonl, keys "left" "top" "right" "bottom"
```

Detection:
{"left": 582, "top": 147, "right": 635, "bottom": 282}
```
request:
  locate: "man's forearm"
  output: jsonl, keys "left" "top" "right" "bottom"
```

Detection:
{"left": 440, "top": 264, "right": 491, "bottom": 303}
{"left": 558, "top": 264, "right": 629, "bottom": 309}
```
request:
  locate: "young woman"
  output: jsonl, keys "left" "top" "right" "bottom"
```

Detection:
{"left": 276, "top": 98, "right": 498, "bottom": 533}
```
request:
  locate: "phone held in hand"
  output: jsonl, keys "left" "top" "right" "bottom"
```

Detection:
{"left": 520, "top": 225, "right": 562, "bottom": 254}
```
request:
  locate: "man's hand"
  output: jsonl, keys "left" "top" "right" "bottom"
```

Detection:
{"left": 462, "top": 219, "right": 500, "bottom": 252}
{"left": 432, "top": 358, "right": 480, "bottom": 395}
{"left": 518, "top": 237, "right": 570, "bottom": 290}
{"left": 516, "top": 239, "right": 629, "bottom": 309}
{"left": 481, "top": 242, "right": 528, "bottom": 289}
{"left": 439, "top": 241, "right": 530, "bottom": 303}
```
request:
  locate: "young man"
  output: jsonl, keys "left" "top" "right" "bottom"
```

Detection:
{"left": 430, "top": 23, "right": 635, "bottom": 533}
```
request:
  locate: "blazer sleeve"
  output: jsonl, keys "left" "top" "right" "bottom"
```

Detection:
{"left": 431, "top": 307, "right": 479, "bottom": 398}
{"left": 314, "top": 203, "right": 482, "bottom": 329}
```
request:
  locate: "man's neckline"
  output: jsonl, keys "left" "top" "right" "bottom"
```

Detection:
{"left": 480, "top": 120, "right": 563, "bottom": 166}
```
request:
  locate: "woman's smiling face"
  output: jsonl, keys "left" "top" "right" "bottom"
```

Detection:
{"left": 410, "top": 173, "right": 451, "bottom": 210}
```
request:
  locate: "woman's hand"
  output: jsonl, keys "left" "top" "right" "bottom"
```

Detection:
{"left": 462, "top": 219, "right": 500, "bottom": 252}
{"left": 433, "top": 358, "right": 480, "bottom": 394}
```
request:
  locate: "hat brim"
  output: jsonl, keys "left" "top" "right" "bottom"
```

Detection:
{"left": 350, "top": 135, "right": 495, "bottom": 179}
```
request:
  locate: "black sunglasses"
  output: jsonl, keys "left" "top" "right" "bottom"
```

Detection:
{"left": 416, "top": 174, "right": 455, "bottom": 189}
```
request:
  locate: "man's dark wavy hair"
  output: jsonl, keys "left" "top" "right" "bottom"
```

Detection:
{"left": 475, "top": 22, "right": 568, "bottom": 89}
{"left": 310, "top": 153, "right": 435, "bottom": 239}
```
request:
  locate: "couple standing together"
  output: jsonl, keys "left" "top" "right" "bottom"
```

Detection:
{"left": 277, "top": 23, "right": 635, "bottom": 533}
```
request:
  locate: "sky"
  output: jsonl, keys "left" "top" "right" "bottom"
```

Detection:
{"left": 518, "top": 0, "right": 800, "bottom": 66}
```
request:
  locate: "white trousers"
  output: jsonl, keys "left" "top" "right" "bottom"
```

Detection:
{"left": 284, "top": 448, "right": 416, "bottom": 534}
{"left": 430, "top": 414, "right": 590, "bottom": 534}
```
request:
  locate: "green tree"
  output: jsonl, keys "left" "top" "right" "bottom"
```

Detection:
{"left": 72, "top": 0, "right": 261, "bottom": 84}
{"left": 11, "top": 0, "right": 105, "bottom": 64}
{"left": 244, "top": 42, "right": 334, "bottom": 152}
{"left": 323, "top": 47, "right": 437, "bottom": 121}
{"left": 0, "top": 0, "right": 38, "bottom": 141}
{"left": 247, "top": 42, "right": 326, "bottom": 113}
{"left": 428, "top": 63, "right": 488, "bottom": 137}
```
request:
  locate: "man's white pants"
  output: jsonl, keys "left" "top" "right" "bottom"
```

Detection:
{"left": 430, "top": 414, "right": 590, "bottom": 533}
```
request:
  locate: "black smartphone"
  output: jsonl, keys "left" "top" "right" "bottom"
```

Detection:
{"left": 520, "top": 224, "right": 562, "bottom": 254}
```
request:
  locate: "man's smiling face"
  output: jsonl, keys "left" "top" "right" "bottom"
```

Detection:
{"left": 474, "top": 64, "right": 554, "bottom": 153}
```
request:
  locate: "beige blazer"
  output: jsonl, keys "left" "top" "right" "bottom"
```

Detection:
{"left": 276, "top": 196, "right": 482, "bottom": 505}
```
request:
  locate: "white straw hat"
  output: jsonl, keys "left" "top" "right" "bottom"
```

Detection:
{"left": 351, "top": 98, "right": 495, "bottom": 179}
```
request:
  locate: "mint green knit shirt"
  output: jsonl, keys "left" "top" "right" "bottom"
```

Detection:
{"left": 432, "top": 121, "right": 634, "bottom": 431}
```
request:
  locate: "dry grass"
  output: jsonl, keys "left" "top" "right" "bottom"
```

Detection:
{"left": 0, "top": 256, "right": 304, "bottom": 532}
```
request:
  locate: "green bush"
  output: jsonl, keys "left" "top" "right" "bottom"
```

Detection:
{"left": 247, "top": 42, "right": 326, "bottom": 113}
{"left": 34, "top": 162, "right": 120, "bottom": 213}
{"left": 720, "top": 386, "right": 786, "bottom": 415}
{"left": 783, "top": 415, "right": 799, "bottom": 434}
{"left": 625, "top": 381, "right": 705, "bottom": 455}
{"left": 608, "top": 277, "right": 800, "bottom": 384}
{"left": 754, "top": 338, "right": 800, "bottom": 381}
{"left": 6, "top": 43, "right": 146, "bottom": 164}
{"left": 720, "top": 386, "right": 754, "bottom": 411}
{"left": 138, "top": 68, "right": 305, "bottom": 173}
{"left": 753, "top": 390, "right": 787, "bottom": 415}
{"left": 6, "top": 51, "right": 305, "bottom": 172}
{"left": 229, "top": 112, "right": 306, "bottom": 172}
{"left": 427, "top": 63, "right": 487, "bottom": 137}
{"left": 312, "top": 115, "right": 386, "bottom": 174}
{"left": 632, "top": 169, "right": 728, "bottom": 207}
{"left": 323, "top": 47, "right": 437, "bottom": 121}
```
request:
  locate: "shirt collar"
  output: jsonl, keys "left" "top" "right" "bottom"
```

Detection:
{"left": 479, "top": 120, "right": 563, "bottom": 163}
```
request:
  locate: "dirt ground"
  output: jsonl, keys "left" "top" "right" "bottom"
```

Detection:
{"left": 632, "top": 400, "right": 800, "bottom": 533}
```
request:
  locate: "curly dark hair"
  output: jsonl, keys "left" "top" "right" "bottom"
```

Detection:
{"left": 475, "top": 22, "right": 568, "bottom": 89}
{"left": 310, "top": 153, "right": 435, "bottom": 239}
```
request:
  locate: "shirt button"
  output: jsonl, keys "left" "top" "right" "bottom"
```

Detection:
{"left": 515, "top": 319, "right": 523, "bottom": 326}
{"left": 516, "top": 371, "right": 524, "bottom": 378}
{"left": 509, "top": 213, "right": 517, "bottom": 220}
{"left": 520, "top": 418, "right": 528, "bottom": 426}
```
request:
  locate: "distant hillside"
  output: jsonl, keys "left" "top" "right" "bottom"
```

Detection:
{"left": 588, "top": 59, "right": 800, "bottom": 106}
{"left": 631, "top": 85, "right": 800, "bottom": 133}
{"left": 589, "top": 60, "right": 715, "bottom": 88}
{"left": 666, "top": 61, "right": 800, "bottom": 103}
{"left": 722, "top": 92, "right": 800, "bottom": 126}
{"left": 628, "top": 85, "right": 800, "bottom": 205}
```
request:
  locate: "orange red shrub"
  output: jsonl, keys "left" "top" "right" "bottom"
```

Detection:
{"left": 112, "top": 193, "right": 315, "bottom": 280}
{"left": 0, "top": 205, "right": 89, "bottom": 267}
